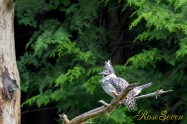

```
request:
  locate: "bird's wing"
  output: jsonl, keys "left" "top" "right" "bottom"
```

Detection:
{"left": 109, "top": 77, "right": 137, "bottom": 111}
{"left": 109, "top": 77, "right": 129, "bottom": 94}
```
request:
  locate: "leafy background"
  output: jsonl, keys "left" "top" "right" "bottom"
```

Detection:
{"left": 15, "top": 0, "right": 187, "bottom": 124}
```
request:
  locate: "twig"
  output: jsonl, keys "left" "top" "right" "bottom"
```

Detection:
{"left": 59, "top": 114, "right": 70, "bottom": 124}
{"left": 135, "top": 89, "right": 173, "bottom": 100}
{"left": 98, "top": 100, "right": 109, "bottom": 107}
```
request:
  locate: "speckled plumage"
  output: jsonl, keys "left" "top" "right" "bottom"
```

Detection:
{"left": 122, "top": 82, "right": 152, "bottom": 110}
{"left": 102, "top": 74, "right": 129, "bottom": 98}
{"left": 99, "top": 60, "right": 152, "bottom": 111}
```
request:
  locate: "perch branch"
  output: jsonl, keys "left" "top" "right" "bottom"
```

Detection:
{"left": 60, "top": 84, "right": 172, "bottom": 124}
{"left": 59, "top": 83, "right": 137, "bottom": 124}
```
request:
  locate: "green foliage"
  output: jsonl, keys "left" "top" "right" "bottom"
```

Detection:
{"left": 82, "top": 67, "right": 103, "bottom": 94}
{"left": 126, "top": 48, "right": 161, "bottom": 68}
{"left": 16, "top": 0, "right": 121, "bottom": 123}
{"left": 106, "top": 108, "right": 134, "bottom": 124}
{"left": 16, "top": 0, "right": 187, "bottom": 123}
{"left": 91, "top": 108, "right": 134, "bottom": 124}
{"left": 15, "top": 0, "right": 61, "bottom": 27}
{"left": 176, "top": 37, "right": 187, "bottom": 58}
{"left": 128, "top": 0, "right": 187, "bottom": 59}
{"left": 126, "top": 0, "right": 187, "bottom": 67}
{"left": 125, "top": 0, "right": 187, "bottom": 123}
{"left": 18, "top": 19, "right": 101, "bottom": 104}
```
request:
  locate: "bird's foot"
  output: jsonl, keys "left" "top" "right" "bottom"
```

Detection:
{"left": 109, "top": 90, "right": 119, "bottom": 97}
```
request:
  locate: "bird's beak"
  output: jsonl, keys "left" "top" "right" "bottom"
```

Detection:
{"left": 98, "top": 72, "right": 108, "bottom": 75}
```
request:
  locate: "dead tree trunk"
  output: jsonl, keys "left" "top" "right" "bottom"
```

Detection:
{"left": 0, "top": 0, "right": 20, "bottom": 124}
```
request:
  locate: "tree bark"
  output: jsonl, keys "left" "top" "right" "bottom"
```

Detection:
{"left": 0, "top": 0, "right": 20, "bottom": 124}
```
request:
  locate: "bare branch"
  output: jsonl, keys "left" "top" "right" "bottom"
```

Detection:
{"left": 60, "top": 83, "right": 137, "bottom": 124}
{"left": 135, "top": 89, "right": 173, "bottom": 100}
{"left": 59, "top": 84, "right": 172, "bottom": 124}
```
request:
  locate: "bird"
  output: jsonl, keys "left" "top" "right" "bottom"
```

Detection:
{"left": 99, "top": 60, "right": 152, "bottom": 111}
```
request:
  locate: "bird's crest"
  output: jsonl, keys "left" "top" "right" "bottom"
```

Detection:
{"left": 103, "top": 60, "right": 115, "bottom": 74}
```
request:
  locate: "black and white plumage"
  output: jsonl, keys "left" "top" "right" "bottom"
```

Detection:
{"left": 99, "top": 60, "right": 152, "bottom": 111}
{"left": 123, "top": 82, "right": 152, "bottom": 110}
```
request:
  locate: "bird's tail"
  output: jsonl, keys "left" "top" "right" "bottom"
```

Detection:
{"left": 123, "top": 82, "right": 152, "bottom": 111}
{"left": 123, "top": 91, "right": 137, "bottom": 111}
{"left": 133, "top": 82, "right": 152, "bottom": 96}
{"left": 138, "top": 82, "right": 152, "bottom": 89}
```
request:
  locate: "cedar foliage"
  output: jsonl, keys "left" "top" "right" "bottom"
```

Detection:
{"left": 16, "top": 0, "right": 187, "bottom": 123}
